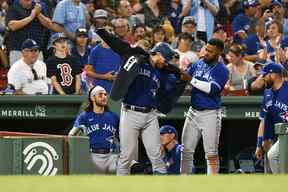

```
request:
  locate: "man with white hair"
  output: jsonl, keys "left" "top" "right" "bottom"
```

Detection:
{"left": 69, "top": 85, "right": 120, "bottom": 174}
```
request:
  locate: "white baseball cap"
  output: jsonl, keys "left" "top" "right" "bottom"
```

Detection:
{"left": 90, "top": 86, "right": 106, "bottom": 97}
{"left": 94, "top": 9, "right": 108, "bottom": 19}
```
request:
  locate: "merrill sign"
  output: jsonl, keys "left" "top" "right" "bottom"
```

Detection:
{"left": 1, "top": 105, "right": 47, "bottom": 118}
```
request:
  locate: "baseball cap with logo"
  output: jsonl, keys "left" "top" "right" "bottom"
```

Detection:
{"left": 21, "top": 39, "right": 39, "bottom": 50}
{"left": 160, "top": 125, "right": 178, "bottom": 139}
{"left": 243, "top": 0, "right": 259, "bottom": 8}
{"left": 261, "top": 62, "right": 284, "bottom": 76}
{"left": 182, "top": 16, "right": 197, "bottom": 26}
{"left": 76, "top": 27, "right": 88, "bottom": 37}
{"left": 150, "top": 42, "right": 177, "bottom": 62}
{"left": 50, "top": 33, "right": 68, "bottom": 45}
{"left": 94, "top": 9, "right": 108, "bottom": 19}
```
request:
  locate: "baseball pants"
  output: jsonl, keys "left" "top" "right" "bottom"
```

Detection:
{"left": 267, "top": 139, "right": 280, "bottom": 174}
{"left": 117, "top": 105, "right": 167, "bottom": 175}
{"left": 181, "top": 107, "right": 222, "bottom": 174}
{"left": 90, "top": 153, "right": 118, "bottom": 174}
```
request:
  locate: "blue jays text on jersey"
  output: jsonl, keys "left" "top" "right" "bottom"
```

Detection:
{"left": 73, "top": 111, "right": 119, "bottom": 150}
{"left": 123, "top": 62, "right": 165, "bottom": 108}
{"left": 187, "top": 59, "right": 229, "bottom": 110}
{"left": 262, "top": 81, "right": 288, "bottom": 140}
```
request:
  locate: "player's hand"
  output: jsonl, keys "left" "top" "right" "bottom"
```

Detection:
{"left": 180, "top": 72, "right": 192, "bottom": 82}
{"left": 262, "top": 139, "right": 272, "bottom": 152}
{"left": 255, "top": 147, "right": 264, "bottom": 160}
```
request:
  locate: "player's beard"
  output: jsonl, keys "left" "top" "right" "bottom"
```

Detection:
{"left": 265, "top": 80, "right": 274, "bottom": 89}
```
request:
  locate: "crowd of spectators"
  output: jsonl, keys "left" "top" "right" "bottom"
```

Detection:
{"left": 0, "top": 0, "right": 287, "bottom": 96}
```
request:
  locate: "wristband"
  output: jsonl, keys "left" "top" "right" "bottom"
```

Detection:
{"left": 257, "top": 136, "right": 263, "bottom": 147}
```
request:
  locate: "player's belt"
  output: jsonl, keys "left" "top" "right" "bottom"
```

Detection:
{"left": 91, "top": 148, "right": 110, "bottom": 154}
{"left": 124, "top": 104, "right": 153, "bottom": 113}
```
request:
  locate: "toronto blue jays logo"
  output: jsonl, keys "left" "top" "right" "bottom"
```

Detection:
{"left": 280, "top": 111, "right": 288, "bottom": 122}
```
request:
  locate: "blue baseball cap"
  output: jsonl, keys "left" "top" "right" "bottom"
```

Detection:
{"left": 243, "top": 0, "right": 259, "bottom": 8}
{"left": 271, "top": 0, "right": 283, "bottom": 8}
{"left": 160, "top": 125, "right": 178, "bottom": 138}
{"left": 21, "top": 39, "right": 39, "bottom": 50}
{"left": 150, "top": 42, "right": 177, "bottom": 62}
{"left": 51, "top": 33, "right": 68, "bottom": 44}
{"left": 261, "top": 62, "right": 284, "bottom": 76}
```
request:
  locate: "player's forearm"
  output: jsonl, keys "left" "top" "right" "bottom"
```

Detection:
{"left": 243, "top": 54, "right": 259, "bottom": 62}
{"left": 68, "top": 127, "right": 81, "bottom": 136}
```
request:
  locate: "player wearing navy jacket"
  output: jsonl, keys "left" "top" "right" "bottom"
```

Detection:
{"left": 160, "top": 125, "right": 182, "bottom": 175}
{"left": 69, "top": 86, "right": 120, "bottom": 174}
{"left": 259, "top": 62, "right": 287, "bottom": 173}
{"left": 180, "top": 38, "right": 229, "bottom": 174}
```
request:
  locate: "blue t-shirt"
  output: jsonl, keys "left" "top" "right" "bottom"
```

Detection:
{"left": 262, "top": 81, "right": 288, "bottom": 140}
{"left": 232, "top": 13, "right": 251, "bottom": 34}
{"left": 52, "top": 0, "right": 87, "bottom": 33}
{"left": 163, "top": 144, "right": 182, "bottom": 175}
{"left": 243, "top": 34, "right": 261, "bottom": 55}
{"left": 187, "top": 59, "right": 229, "bottom": 110}
{"left": 73, "top": 111, "right": 119, "bottom": 150}
{"left": 71, "top": 46, "right": 91, "bottom": 69}
{"left": 88, "top": 45, "right": 121, "bottom": 93}
{"left": 123, "top": 62, "right": 166, "bottom": 108}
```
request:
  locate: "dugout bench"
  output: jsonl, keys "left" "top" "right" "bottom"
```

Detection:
{"left": 0, "top": 95, "right": 262, "bottom": 173}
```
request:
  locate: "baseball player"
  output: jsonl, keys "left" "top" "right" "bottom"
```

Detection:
{"left": 69, "top": 86, "right": 119, "bottom": 174}
{"left": 180, "top": 38, "right": 229, "bottom": 174}
{"left": 95, "top": 29, "right": 185, "bottom": 175}
{"left": 160, "top": 125, "right": 182, "bottom": 174}
{"left": 258, "top": 62, "right": 288, "bottom": 174}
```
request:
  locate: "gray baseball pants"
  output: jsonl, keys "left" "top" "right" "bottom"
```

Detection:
{"left": 267, "top": 139, "right": 280, "bottom": 174}
{"left": 181, "top": 107, "right": 222, "bottom": 174}
{"left": 90, "top": 153, "right": 118, "bottom": 174}
{"left": 117, "top": 105, "right": 167, "bottom": 175}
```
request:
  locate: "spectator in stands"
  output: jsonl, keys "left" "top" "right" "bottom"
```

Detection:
{"left": 225, "top": 44, "right": 256, "bottom": 92}
{"left": 85, "top": 0, "right": 96, "bottom": 23}
{"left": 232, "top": 0, "right": 258, "bottom": 44}
{"left": 86, "top": 26, "right": 121, "bottom": 93}
{"left": 89, "top": 9, "right": 108, "bottom": 46}
{"left": 133, "top": 0, "right": 166, "bottom": 29}
{"left": 52, "top": 0, "right": 89, "bottom": 41}
{"left": 151, "top": 25, "right": 166, "bottom": 47}
{"left": 166, "top": 0, "right": 191, "bottom": 34}
{"left": 188, "top": 0, "right": 219, "bottom": 42}
{"left": 6, "top": 0, "right": 53, "bottom": 65}
{"left": 171, "top": 16, "right": 205, "bottom": 54}
{"left": 117, "top": 0, "right": 142, "bottom": 28}
{"left": 7, "top": 39, "right": 48, "bottom": 95}
{"left": 71, "top": 27, "right": 91, "bottom": 94}
{"left": 174, "top": 32, "right": 198, "bottom": 71}
{"left": 112, "top": 17, "right": 133, "bottom": 44}
{"left": 269, "top": 1, "right": 288, "bottom": 37}
{"left": 47, "top": 33, "right": 81, "bottom": 95}
{"left": 243, "top": 21, "right": 265, "bottom": 62}
{"left": 131, "top": 23, "right": 146, "bottom": 45}
{"left": 258, "top": 20, "right": 288, "bottom": 65}
{"left": 162, "top": 19, "right": 176, "bottom": 44}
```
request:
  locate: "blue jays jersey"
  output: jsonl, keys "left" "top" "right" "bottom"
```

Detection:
{"left": 124, "top": 62, "right": 166, "bottom": 108}
{"left": 262, "top": 81, "right": 288, "bottom": 140}
{"left": 163, "top": 144, "right": 182, "bottom": 174}
{"left": 188, "top": 59, "right": 229, "bottom": 110}
{"left": 73, "top": 111, "right": 119, "bottom": 150}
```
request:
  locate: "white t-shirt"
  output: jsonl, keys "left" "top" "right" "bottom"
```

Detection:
{"left": 175, "top": 49, "right": 199, "bottom": 71}
{"left": 8, "top": 59, "right": 49, "bottom": 94}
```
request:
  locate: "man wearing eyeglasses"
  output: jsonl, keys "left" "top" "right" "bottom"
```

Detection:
{"left": 7, "top": 39, "right": 49, "bottom": 95}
